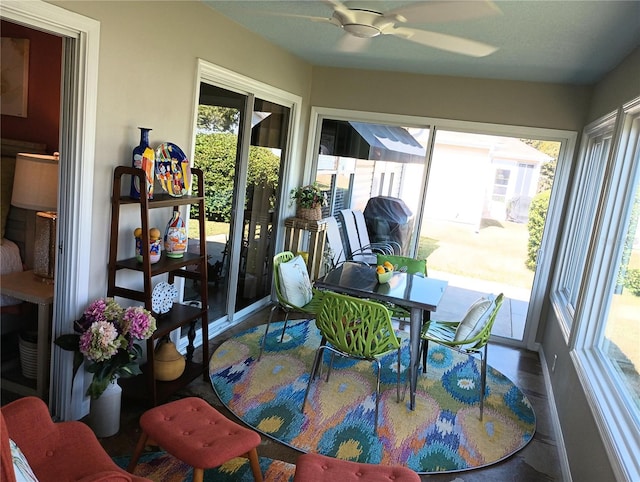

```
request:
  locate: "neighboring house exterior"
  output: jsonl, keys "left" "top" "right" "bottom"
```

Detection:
{"left": 423, "top": 131, "right": 551, "bottom": 225}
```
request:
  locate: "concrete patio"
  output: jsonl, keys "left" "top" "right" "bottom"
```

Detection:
{"left": 429, "top": 270, "right": 530, "bottom": 341}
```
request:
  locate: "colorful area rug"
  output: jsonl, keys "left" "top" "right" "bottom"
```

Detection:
{"left": 210, "top": 319, "right": 535, "bottom": 474}
{"left": 113, "top": 451, "right": 295, "bottom": 481}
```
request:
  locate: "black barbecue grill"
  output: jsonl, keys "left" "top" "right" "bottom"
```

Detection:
{"left": 363, "top": 196, "right": 414, "bottom": 256}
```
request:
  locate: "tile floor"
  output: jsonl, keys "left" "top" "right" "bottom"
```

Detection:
{"left": 97, "top": 306, "right": 563, "bottom": 482}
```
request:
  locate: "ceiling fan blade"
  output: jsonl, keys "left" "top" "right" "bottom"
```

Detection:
{"left": 253, "top": 10, "right": 340, "bottom": 25}
{"left": 389, "top": 26, "right": 498, "bottom": 57}
{"left": 388, "top": 1, "right": 502, "bottom": 24}
{"left": 336, "top": 33, "right": 370, "bottom": 53}
{"left": 323, "top": 0, "right": 360, "bottom": 24}
{"left": 324, "top": 0, "right": 350, "bottom": 15}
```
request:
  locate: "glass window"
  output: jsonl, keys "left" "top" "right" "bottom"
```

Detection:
{"left": 492, "top": 168, "right": 510, "bottom": 202}
{"left": 552, "top": 116, "right": 615, "bottom": 326}
{"left": 603, "top": 174, "right": 640, "bottom": 412}
{"left": 314, "top": 118, "right": 428, "bottom": 253}
{"left": 572, "top": 98, "right": 640, "bottom": 481}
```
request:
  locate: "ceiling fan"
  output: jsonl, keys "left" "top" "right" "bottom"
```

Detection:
{"left": 284, "top": 0, "right": 501, "bottom": 57}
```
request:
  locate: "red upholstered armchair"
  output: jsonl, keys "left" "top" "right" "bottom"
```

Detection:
{"left": 1, "top": 396, "right": 150, "bottom": 482}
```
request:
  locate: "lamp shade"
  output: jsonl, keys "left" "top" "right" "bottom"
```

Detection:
{"left": 11, "top": 153, "right": 59, "bottom": 211}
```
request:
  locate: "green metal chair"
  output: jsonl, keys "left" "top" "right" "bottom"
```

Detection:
{"left": 418, "top": 293, "right": 504, "bottom": 420}
{"left": 301, "top": 291, "right": 402, "bottom": 434}
{"left": 258, "top": 251, "right": 325, "bottom": 360}
{"left": 376, "top": 254, "right": 428, "bottom": 329}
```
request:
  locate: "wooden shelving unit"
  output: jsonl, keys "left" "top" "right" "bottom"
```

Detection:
{"left": 107, "top": 166, "right": 208, "bottom": 406}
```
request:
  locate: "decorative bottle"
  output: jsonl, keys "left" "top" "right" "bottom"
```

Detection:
{"left": 130, "top": 127, "right": 155, "bottom": 199}
{"left": 164, "top": 210, "right": 187, "bottom": 258}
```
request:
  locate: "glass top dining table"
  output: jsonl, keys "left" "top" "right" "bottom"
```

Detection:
{"left": 314, "top": 261, "right": 448, "bottom": 410}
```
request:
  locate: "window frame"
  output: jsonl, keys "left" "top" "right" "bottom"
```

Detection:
{"left": 569, "top": 97, "right": 640, "bottom": 482}
{"left": 550, "top": 112, "right": 617, "bottom": 339}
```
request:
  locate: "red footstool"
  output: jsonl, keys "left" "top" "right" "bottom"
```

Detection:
{"left": 127, "top": 397, "right": 263, "bottom": 482}
{"left": 293, "top": 453, "right": 420, "bottom": 481}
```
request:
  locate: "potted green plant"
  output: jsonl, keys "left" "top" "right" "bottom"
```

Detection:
{"left": 290, "top": 183, "right": 327, "bottom": 220}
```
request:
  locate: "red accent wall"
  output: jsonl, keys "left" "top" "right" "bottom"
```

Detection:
{"left": 1, "top": 21, "right": 62, "bottom": 153}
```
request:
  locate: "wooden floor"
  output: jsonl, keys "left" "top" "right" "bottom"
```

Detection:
{"left": 3, "top": 306, "right": 564, "bottom": 481}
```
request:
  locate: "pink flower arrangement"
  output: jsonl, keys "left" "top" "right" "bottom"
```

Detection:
{"left": 55, "top": 297, "right": 156, "bottom": 398}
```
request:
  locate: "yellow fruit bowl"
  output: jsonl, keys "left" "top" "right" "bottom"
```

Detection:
{"left": 377, "top": 270, "right": 393, "bottom": 284}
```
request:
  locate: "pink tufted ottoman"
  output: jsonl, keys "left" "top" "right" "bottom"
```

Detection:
{"left": 293, "top": 453, "right": 421, "bottom": 481}
{"left": 127, "top": 397, "right": 263, "bottom": 482}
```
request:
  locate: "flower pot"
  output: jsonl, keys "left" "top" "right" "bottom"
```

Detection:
{"left": 135, "top": 236, "right": 162, "bottom": 264}
{"left": 296, "top": 205, "right": 322, "bottom": 221}
{"left": 89, "top": 378, "right": 122, "bottom": 438}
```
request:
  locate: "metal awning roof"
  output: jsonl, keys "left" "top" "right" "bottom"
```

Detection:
{"left": 348, "top": 121, "right": 425, "bottom": 163}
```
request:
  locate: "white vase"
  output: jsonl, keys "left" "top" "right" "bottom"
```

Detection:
{"left": 89, "top": 378, "right": 122, "bottom": 438}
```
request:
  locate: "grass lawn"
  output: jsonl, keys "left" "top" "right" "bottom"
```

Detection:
{"left": 187, "top": 219, "right": 229, "bottom": 239}
{"left": 607, "top": 290, "right": 640, "bottom": 409}
{"left": 417, "top": 217, "right": 535, "bottom": 289}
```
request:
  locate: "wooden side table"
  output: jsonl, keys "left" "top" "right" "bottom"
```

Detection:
{"left": 284, "top": 217, "right": 327, "bottom": 281}
{"left": 0, "top": 270, "right": 54, "bottom": 398}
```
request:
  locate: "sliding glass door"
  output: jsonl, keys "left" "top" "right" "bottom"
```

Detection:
{"left": 187, "top": 80, "right": 290, "bottom": 327}
{"left": 311, "top": 111, "right": 574, "bottom": 347}
{"left": 418, "top": 129, "right": 562, "bottom": 343}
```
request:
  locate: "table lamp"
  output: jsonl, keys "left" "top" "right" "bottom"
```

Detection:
{"left": 11, "top": 152, "right": 60, "bottom": 280}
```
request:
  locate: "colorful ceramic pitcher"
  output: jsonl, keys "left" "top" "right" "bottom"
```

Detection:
{"left": 164, "top": 211, "right": 187, "bottom": 258}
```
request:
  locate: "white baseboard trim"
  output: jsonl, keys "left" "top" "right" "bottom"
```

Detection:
{"left": 538, "top": 346, "right": 573, "bottom": 482}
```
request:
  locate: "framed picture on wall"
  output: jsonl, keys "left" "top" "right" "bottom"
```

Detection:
{"left": 1, "top": 37, "right": 29, "bottom": 118}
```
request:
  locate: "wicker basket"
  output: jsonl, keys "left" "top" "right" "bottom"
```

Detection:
{"left": 296, "top": 205, "right": 322, "bottom": 221}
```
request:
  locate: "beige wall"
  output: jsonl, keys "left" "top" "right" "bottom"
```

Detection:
{"left": 51, "top": 0, "right": 313, "bottom": 298}
{"left": 310, "top": 67, "right": 592, "bottom": 131}
{"left": 588, "top": 46, "right": 640, "bottom": 122}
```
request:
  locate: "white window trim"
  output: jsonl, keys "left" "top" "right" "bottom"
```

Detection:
{"left": 192, "top": 59, "right": 303, "bottom": 337}
{"left": 571, "top": 96, "right": 640, "bottom": 482}
{"left": 550, "top": 112, "right": 617, "bottom": 341}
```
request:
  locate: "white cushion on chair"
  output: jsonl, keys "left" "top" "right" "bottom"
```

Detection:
{"left": 454, "top": 297, "right": 493, "bottom": 342}
{"left": 9, "top": 438, "right": 39, "bottom": 482}
{"left": 278, "top": 255, "right": 313, "bottom": 308}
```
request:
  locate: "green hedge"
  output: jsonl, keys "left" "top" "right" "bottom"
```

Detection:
{"left": 526, "top": 190, "right": 551, "bottom": 271}
{"left": 192, "top": 132, "right": 280, "bottom": 222}
{"left": 624, "top": 268, "right": 640, "bottom": 296}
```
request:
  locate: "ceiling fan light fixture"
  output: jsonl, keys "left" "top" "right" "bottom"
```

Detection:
{"left": 342, "top": 23, "right": 380, "bottom": 38}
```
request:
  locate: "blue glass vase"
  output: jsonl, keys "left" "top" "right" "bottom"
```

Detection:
{"left": 130, "top": 127, "right": 154, "bottom": 199}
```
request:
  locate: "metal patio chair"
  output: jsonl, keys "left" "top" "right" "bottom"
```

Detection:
{"left": 258, "top": 251, "right": 325, "bottom": 360}
{"left": 301, "top": 291, "right": 403, "bottom": 434}
{"left": 418, "top": 293, "right": 504, "bottom": 420}
{"left": 339, "top": 209, "right": 398, "bottom": 264}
